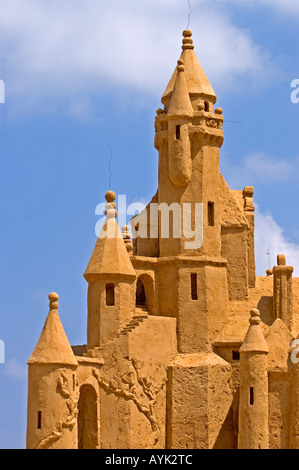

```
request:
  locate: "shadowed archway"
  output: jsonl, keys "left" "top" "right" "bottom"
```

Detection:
{"left": 77, "top": 384, "right": 98, "bottom": 449}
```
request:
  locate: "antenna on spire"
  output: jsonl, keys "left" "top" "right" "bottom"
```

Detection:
{"left": 108, "top": 145, "right": 113, "bottom": 190}
{"left": 186, "top": 0, "right": 192, "bottom": 29}
{"left": 266, "top": 246, "right": 271, "bottom": 269}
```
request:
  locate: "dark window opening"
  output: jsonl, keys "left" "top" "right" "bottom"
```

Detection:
{"left": 232, "top": 350, "right": 240, "bottom": 361}
{"left": 191, "top": 273, "right": 198, "bottom": 300}
{"left": 204, "top": 101, "right": 209, "bottom": 112}
{"left": 106, "top": 283, "right": 115, "bottom": 306}
{"left": 37, "top": 411, "right": 42, "bottom": 429}
{"left": 136, "top": 278, "right": 146, "bottom": 307}
{"left": 78, "top": 384, "right": 98, "bottom": 449}
{"left": 73, "top": 374, "right": 76, "bottom": 391}
{"left": 208, "top": 202, "right": 215, "bottom": 227}
{"left": 176, "top": 125, "right": 181, "bottom": 140}
{"left": 249, "top": 387, "right": 254, "bottom": 405}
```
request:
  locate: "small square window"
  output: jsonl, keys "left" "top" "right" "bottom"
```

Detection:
{"left": 208, "top": 202, "right": 215, "bottom": 227}
{"left": 37, "top": 411, "right": 42, "bottom": 429}
{"left": 250, "top": 387, "right": 254, "bottom": 405}
{"left": 106, "top": 283, "right": 115, "bottom": 306}
{"left": 232, "top": 350, "right": 240, "bottom": 361}
{"left": 191, "top": 273, "right": 198, "bottom": 301}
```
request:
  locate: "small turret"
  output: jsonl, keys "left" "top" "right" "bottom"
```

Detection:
{"left": 273, "top": 254, "right": 294, "bottom": 332}
{"left": 162, "top": 30, "right": 217, "bottom": 113}
{"left": 26, "top": 293, "right": 78, "bottom": 449}
{"left": 84, "top": 191, "right": 136, "bottom": 350}
{"left": 238, "top": 308, "right": 269, "bottom": 449}
{"left": 167, "top": 59, "right": 193, "bottom": 187}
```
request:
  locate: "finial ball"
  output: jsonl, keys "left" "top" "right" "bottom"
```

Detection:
{"left": 49, "top": 292, "right": 59, "bottom": 311}
{"left": 183, "top": 30, "right": 192, "bottom": 37}
{"left": 177, "top": 59, "right": 185, "bottom": 72}
{"left": 277, "top": 254, "right": 286, "bottom": 266}
{"left": 49, "top": 292, "right": 59, "bottom": 302}
{"left": 105, "top": 191, "right": 116, "bottom": 203}
{"left": 249, "top": 308, "right": 260, "bottom": 325}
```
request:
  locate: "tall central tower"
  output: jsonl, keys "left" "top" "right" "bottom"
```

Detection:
{"left": 154, "top": 30, "right": 224, "bottom": 258}
{"left": 149, "top": 30, "right": 228, "bottom": 355}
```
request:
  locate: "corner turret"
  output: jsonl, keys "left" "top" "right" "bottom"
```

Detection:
{"left": 238, "top": 309, "right": 269, "bottom": 449}
{"left": 84, "top": 191, "right": 136, "bottom": 350}
{"left": 26, "top": 293, "right": 78, "bottom": 449}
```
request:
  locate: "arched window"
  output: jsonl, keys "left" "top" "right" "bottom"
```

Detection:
{"left": 136, "top": 277, "right": 146, "bottom": 307}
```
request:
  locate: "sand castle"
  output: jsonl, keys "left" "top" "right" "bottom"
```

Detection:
{"left": 26, "top": 30, "right": 299, "bottom": 449}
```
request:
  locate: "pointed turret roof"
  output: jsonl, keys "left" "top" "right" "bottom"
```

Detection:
{"left": 240, "top": 309, "right": 269, "bottom": 354}
{"left": 162, "top": 30, "right": 217, "bottom": 106}
{"left": 84, "top": 191, "right": 136, "bottom": 281}
{"left": 167, "top": 59, "right": 193, "bottom": 117}
{"left": 27, "top": 293, "right": 78, "bottom": 366}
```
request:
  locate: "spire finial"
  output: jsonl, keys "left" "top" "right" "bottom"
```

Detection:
{"left": 182, "top": 29, "right": 194, "bottom": 51}
{"left": 49, "top": 292, "right": 59, "bottom": 311}
{"left": 105, "top": 190, "right": 117, "bottom": 218}
{"left": 249, "top": 308, "right": 261, "bottom": 325}
{"left": 177, "top": 59, "right": 185, "bottom": 72}
{"left": 121, "top": 225, "right": 133, "bottom": 255}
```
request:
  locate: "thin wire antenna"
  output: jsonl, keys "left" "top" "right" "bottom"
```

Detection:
{"left": 186, "top": 0, "right": 192, "bottom": 29}
{"left": 266, "top": 246, "right": 271, "bottom": 269}
{"left": 108, "top": 145, "right": 113, "bottom": 190}
{"left": 223, "top": 120, "right": 244, "bottom": 125}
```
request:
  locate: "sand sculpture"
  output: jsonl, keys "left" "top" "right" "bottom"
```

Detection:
{"left": 26, "top": 30, "right": 299, "bottom": 449}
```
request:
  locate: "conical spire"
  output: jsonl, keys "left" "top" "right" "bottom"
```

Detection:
{"left": 27, "top": 293, "right": 78, "bottom": 366}
{"left": 84, "top": 191, "right": 136, "bottom": 281}
{"left": 167, "top": 59, "right": 193, "bottom": 117}
{"left": 162, "top": 30, "right": 217, "bottom": 106}
{"left": 240, "top": 309, "right": 269, "bottom": 354}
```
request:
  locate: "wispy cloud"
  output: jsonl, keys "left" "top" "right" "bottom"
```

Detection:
{"left": 4, "top": 358, "right": 27, "bottom": 381}
{"left": 0, "top": 0, "right": 280, "bottom": 117}
{"left": 218, "top": 0, "right": 299, "bottom": 18}
{"left": 255, "top": 205, "right": 299, "bottom": 276}
{"left": 221, "top": 151, "right": 299, "bottom": 188}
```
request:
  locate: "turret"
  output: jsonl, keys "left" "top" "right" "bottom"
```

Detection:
{"left": 273, "top": 254, "right": 293, "bottom": 332}
{"left": 84, "top": 191, "right": 136, "bottom": 350}
{"left": 167, "top": 58, "right": 193, "bottom": 187}
{"left": 26, "top": 293, "right": 78, "bottom": 449}
{"left": 154, "top": 30, "right": 224, "bottom": 257}
{"left": 152, "top": 31, "right": 228, "bottom": 352}
{"left": 238, "top": 308, "right": 269, "bottom": 449}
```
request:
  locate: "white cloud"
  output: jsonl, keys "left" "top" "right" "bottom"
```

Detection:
{"left": 218, "top": 0, "right": 299, "bottom": 18}
{"left": 221, "top": 151, "right": 299, "bottom": 188}
{"left": 4, "top": 358, "right": 27, "bottom": 380}
{"left": 0, "top": 0, "right": 279, "bottom": 116}
{"left": 255, "top": 206, "right": 299, "bottom": 276}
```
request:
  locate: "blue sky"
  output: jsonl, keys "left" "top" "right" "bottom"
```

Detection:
{"left": 0, "top": 0, "right": 298, "bottom": 448}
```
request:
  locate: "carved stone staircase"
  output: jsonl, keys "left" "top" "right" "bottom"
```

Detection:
{"left": 119, "top": 306, "right": 148, "bottom": 336}
{"left": 84, "top": 306, "right": 149, "bottom": 358}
